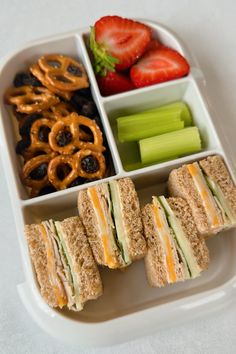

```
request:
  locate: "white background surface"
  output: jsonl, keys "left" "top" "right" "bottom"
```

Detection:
{"left": 1, "top": 0, "right": 236, "bottom": 353}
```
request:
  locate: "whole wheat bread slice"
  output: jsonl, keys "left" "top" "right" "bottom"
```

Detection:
{"left": 199, "top": 155, "right": 236, "bottom": 219}
{"left": 25, "top": 223, "right": 59, "bottom": 308}
{"left": 167, "top": 197, "right": 209, "bottom": 270}
{"left": 59, "top": 217, "right": 103, "bottom": 305}
{"left": 142, "top": 203, "right": 185, "bottom": 287}
{"left": 168, "top": 165, "right": 220, "bottom": 236}
{"left": 117, "top": 178, "right": 147, "bottom": 261}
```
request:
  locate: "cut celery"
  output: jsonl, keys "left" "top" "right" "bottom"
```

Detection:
{"left": 140, "top": 102, "right": 192, "bottom": 127}
{"left": 118, "top": 118, "right": 184, "bottom": 142}
{"left": 139, "top": 127, "right": 202, "bottom": 164}
{"left": 117, "top": 101, "right": 192, "bottom": 142}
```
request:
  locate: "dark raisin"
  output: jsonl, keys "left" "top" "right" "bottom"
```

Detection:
{"left": 56, "top": 130, "right": 72, "bottom": 147}
{"left": 38, "top": 125, "right": 51, "bottom": 142}
{"left": 56, "top": 164, "right": 72, "bottom": 180}
{"left": 81, "top": 101, "right": 97, "bottom": 117}
{"left": 81, "top": 155, "right": 99, "bottom": 173}
{"left": 75, "top": 88, "right": 91, "bottom": 98}
{"left": 38, "top": 184, "right": 57, "bottom": 196}
{"left": 15, "top": 138, "right": 31, "bottom": 155}
{"left": 67, "top": 64, "right": 82, "bottom": 77}
{"left": 14, "top": 72, "right": 42, "bottom": 87}
{"left": 69, "top": 176, "right": 86, "bottom": 188}
{"left": 29, "top": 163, "right": 48, "bottom": 180}
{"left": 19, "top": 113, "right": 42, "bottom": 137}
{"left": 70, "top": 95, "right": 97, "bottom": 118}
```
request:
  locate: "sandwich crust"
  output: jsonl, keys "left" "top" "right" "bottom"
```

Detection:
{"left": 167, "top": 197, "right": 209, "bottom": 270}
{"left": 168, "top": 166, "right": 212, "bottom": 235}
{"left": 59, "top": 217, "right": 103, "bottom": 304}
{"left": 117, "top": 178, "right": 147, "bottom": 261}
{"left": 24, "top": 224, "right": 58, "bottom": 308}
{"left": 199, "top": 155, "right": 236, "bottom": 218}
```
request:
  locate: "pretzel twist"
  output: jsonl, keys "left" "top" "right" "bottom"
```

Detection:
{"left": 75, "top": 149, "right": 106, "bottom": 179}
{"left": 47, "top": 154, "right": 79, "bottom": 190}
{"left": 23, "top": 145, "right": 53, "bottom": 162}
{"left": 30, "top": 118, "right": 54, "bottom": 150}
{"left": 49, "top": 112, "right": 105, "bottom": 154}
{"left": 21, "top": 154, "right": 55, "bottom": 190}
{"left": 30, "top": 63, "right": 72, "bottom": 101}
{"left": 5, "top": 86, "right": 59, "bottom": 114}
{"left": 38, "top": 54, "right": 89, "bottom": 91}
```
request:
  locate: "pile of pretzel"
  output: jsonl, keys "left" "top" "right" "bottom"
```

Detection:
{"left": 4, "top": 54, "right": 106, "bottom": 197}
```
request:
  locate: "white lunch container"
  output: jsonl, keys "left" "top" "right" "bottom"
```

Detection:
{"left": 0, "top": 20, "right": 236, "bottom": 347}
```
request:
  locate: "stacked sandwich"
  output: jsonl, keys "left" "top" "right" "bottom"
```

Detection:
{"left": 25, "top": 177, "right": 147, "bottom": 311}
{"left": 168, "top": 155, "right": 236, "bottom": 236}
{"left": 24, "top": 155, "right": 236, "bottom": 309}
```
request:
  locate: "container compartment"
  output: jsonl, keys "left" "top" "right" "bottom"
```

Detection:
{"left": 0, "top": 33, "right": 118, "bottom": 201}
{"left": 21, "top": 151, "right": 235, "bottom": 323}
{"left": 81, "top": 19, "right": 192, "bottom": 98}
{"left": 103, "top": 78, "right": 222, "bottom": 172}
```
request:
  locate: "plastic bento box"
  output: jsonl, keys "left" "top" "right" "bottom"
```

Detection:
{"left": 1, "top": 19, "right": 236, "bottom": 347}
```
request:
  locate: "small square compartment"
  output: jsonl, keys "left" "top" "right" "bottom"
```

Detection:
{"left": 0, "top": 34, "right": 117, "bottom": 201}
{"left": 103, "top": 78, "right": 222, "bottom": 172}
{"left": 81, "top": 19, "right": 190, "bottom": 99}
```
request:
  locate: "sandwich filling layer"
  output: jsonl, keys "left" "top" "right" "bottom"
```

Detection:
{"left": 186, "top": 163, "right": 223, "bottom": 231}
{"left": 159, "top": 196, "right": 201, "bottom": 278}
{"left": 40, "top": 222, "right": 67, "bottom": 308}
{"left": 205, "top": 176, "right": 236, "bottom": 225}
{"left": 109, "top": 180, "right": 131, "bottom": 265}
{"left": 87, "top": 185, "right": 120, "bottom": 268}
{"left": 54, "top": 221, "right": 83, "bottom": 310}
{"left": 152, "top": 197, "right": 178, "bottom": 283}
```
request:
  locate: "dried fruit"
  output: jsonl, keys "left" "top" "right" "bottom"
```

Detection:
{"left": 81, "top": 155, "right": 99, "bottom": 173}
{"left": 29, "top": 163, "right": 48, "bottom": 180}
{"left": 14, "top": 72, "right": 42, "bottom": 87}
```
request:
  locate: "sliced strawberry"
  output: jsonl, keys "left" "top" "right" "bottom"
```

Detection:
{"left": 145, "top": 39, "right": 163, "bottom": 51}
{"left": 130, "top": 47, "right": 190, "bottom": 88}
{"left": 97, "top": 71, "right": 134, "bottom": 96}
{"left": 90, "top": 16, "right": 152, "bottom": 73}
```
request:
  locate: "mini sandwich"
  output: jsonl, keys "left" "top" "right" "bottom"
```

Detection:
{"left": 78, "top": 177, "right": 146, "bottom": 269}
{"left": 168, "top": 155, "right": 236, "bottom": 236}
{"left": 25, "top": 216, "right": 103, "bottom": 311}
{"left": 142, "top": 196, "right": 209, "bottom": 287}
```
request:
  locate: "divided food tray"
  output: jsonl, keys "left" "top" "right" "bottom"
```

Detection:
{"left": 1, "top": 20, "right": 236, "bottom": 347}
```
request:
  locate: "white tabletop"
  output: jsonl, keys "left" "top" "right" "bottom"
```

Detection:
{"left": 1, "top": 0, "right": 236, "bottom": 353}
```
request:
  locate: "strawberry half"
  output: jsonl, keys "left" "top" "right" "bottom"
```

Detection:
{"left": 90, "top": 16, "right": 152, "bottom": 73}
{"left": 145, "top": 39, "right": 163, "bottom": 51}
{"left": 97, "top": 71, "right": 134, "bottom": 96}
{"left": 130, "top": 47, "right": 190, "bottom": 88}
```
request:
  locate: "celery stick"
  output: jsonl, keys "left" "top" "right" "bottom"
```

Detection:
{"left": 139, "top": 127, "right": 201, "bottom": 164}
{"left": 117, "top": 101, "right": 192, "bottom": 128}
{"left": 118, "top": 118, "right": 184, "bottom": 142}
{"left": 117, "top": 102, "right": 192, "bottom": 142}
{"left": 140, "top": 102, "right": 192, "bottom": 126}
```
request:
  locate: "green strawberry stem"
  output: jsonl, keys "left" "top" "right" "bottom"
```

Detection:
{"left": 89, "top": 27, "right": 119, "bottom": 76}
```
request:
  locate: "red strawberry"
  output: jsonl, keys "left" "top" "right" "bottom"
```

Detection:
{"left": 145, "top": 39, "right": 163, "bottom": 51}
{"left": 90, "top": 16, "right": 152, "bottom": 73}
{"left": 97, "top": 71, "right": 135, "bottom": 96}
{"left": 130, "top": 47, "right": 190, "bottom": 88}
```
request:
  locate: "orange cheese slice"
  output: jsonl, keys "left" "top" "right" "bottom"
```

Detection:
{"left": 152, "top": 202, "right": 177, "bottom": 283}
{"left": 88, "top": 187, "right": 118, "bottom": 268}
{"left": 40, "top": 224, "right": 67, "bottom": 308}
{"left": 187, "top": 163, "right": 222, "bottom": 228}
